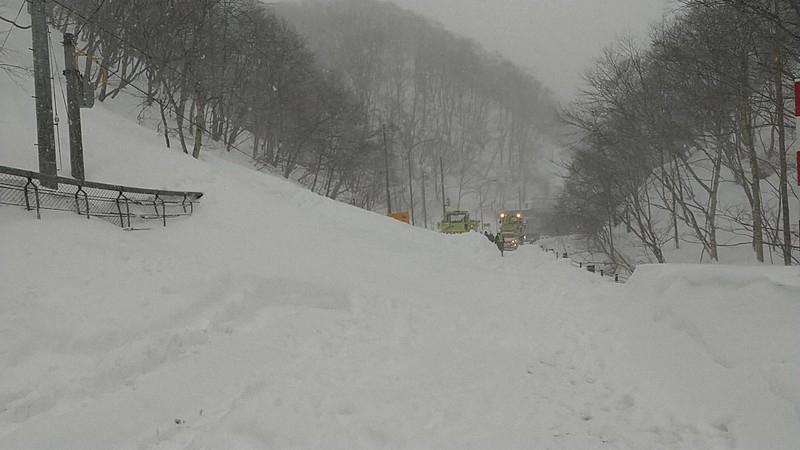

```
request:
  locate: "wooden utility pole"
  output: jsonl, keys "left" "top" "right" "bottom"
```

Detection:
{"left": 795, "top": 78, "right": 800, "bottom": 261}
{"left": 407, "top": 149, "right": 414, "bottom": 225}
{"left": 439, "top": 155, "right": 446, "bottom": 220}
{"left": 421, "top": 170, "right": 428, "bottom": 228}
{"left": 62, "top": 32, "right": 85, "bottom": 181}
{"left": 30, "top": 0, "right": 57, "bottom": 188}
{"left": 382, "top": 124, "right": 392, "bottom": 214}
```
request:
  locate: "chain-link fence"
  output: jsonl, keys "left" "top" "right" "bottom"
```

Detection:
{"left": 540, "top": 246, "right": 629, "bottom": 283}
{"left": 0, "top": 165, "right": 202, "bottom": 230}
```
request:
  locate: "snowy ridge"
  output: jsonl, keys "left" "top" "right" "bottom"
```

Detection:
{"left": 616, "top": 265, "right": 800, "bottom": 449}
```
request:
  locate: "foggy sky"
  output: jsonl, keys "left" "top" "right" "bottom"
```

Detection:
{"left": 388, "top": 0, "right": 673, "bottom": 101}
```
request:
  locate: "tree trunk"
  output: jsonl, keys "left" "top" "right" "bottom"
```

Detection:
{"left": 774, "top": 0, "right": 791, "bottom": 265}
{"left": 738, "top": 52, "right": 764, "bottom": 262}
{"left": 173, "top": 92, "right": 189, "bottom": 154}
{"left": 191, "top": 91, "right": 205, "bottom": 159}
{"left": 159, "top": 101, "right": 171, "bottom": 149}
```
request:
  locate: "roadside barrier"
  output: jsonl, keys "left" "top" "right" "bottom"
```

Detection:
{"left": 0, "top": 165, "right": 202, "bottom": 230}
{"left": 540, "top": 246, "right": 629, "bottom": 283}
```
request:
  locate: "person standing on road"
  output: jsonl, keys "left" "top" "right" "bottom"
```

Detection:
{"left": 495, "top": 232, "right": 505, "bottom": 257}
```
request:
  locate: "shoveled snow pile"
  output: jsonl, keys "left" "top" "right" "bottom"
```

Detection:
{"left": 1, "top": 120, "right": 799, "bottom": 447}
{"left": 2, "top": 2, "right": 800, "bottom": 447}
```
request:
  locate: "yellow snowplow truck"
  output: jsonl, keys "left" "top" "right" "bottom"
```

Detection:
{"left": 498, "top": 211, "right": 527, "bottom": 250}
{"left": 437, "top": 210, "right": 480, "bottom": 234}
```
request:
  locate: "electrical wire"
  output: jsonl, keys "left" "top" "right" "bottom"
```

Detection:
{"left": 49, "top": 0, "right": 205, "bottom": 92}
{"left": 47, "top": 0, "right": 325, "bottom": 169}
{"left": 69, "top": 35, "right": 265, "bottom": 164}
{"left": 0, "top": 0, "right": 27, "bottom": 54}
{"left": 47, "top": 0, "right": 252, "bottom": 157}
{"left": 47, "top": 26, "right": 64, "bottom": 170}
{"left": 51, "top": 0, "right": 319, "bottom": 106}
{"left": 46, "top": 27, "right": 70, "bottom": 114}
{"left": 74, "top": 0, "right": 108, "bottom": 37}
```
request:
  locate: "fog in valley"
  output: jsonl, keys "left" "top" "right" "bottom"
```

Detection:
{"left": 387, "top": 0, "right": 670, "bottom": 101}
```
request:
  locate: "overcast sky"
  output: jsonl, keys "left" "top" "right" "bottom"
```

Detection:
{"left": 387, "top": 0, "right": 674, "bottom": 101}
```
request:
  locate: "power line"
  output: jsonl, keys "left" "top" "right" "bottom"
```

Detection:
{"left": 49, "top": 0, "right": 204, "bottom": 89}
{"left": 47, "top": 0, "right": 332, "bottom": 171}
{"left": 0, "top": 12, "right": 30, "bottom": 30}
{"left": 46, "top": 0, "right": 270, "bottom": 163}
{"left": 75, "top": 0, "right": 108, "bottom": 37}
{"left": 90, "top": 54, "right": 261, "bottom": 162}
{"left": 47, "top": 26, "right": 67, "bottom": 170}
{"left": 0, "top": 1, "right": 28, "bottom": 54}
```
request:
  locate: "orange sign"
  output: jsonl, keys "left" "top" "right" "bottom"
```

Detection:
{"left": 388, "top": 211, "right": 410, "bottom": 224}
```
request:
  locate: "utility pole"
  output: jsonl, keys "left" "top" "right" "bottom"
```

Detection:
{"left": 62, "top": 32, "right": 85, "bottom": 181}
{"left": 421, "top": 170, "right": 428, "bottom": 228}
{"left": 479, "top": 188, "right": 484, "bottom": 230}
{"left": 382, "top": 124, "right": 392, "bottom": 214}
{"left": 794, "top": 78, "right": 799, "bottom": 261}
{"left": 405, "top": 138, "right": 434, "bottom": 226}
{"left": 407, "top": 150, "right": 414, "bottom": 225}
{"left": 439, "top": 155, "right": 446, "bottom": 220}
{"left": 31, "top": 0, "right": 57, "bottom": 188}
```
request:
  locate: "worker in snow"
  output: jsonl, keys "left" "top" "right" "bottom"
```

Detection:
{"left": 495, "top": 232, "right": 505, "bottom": 257}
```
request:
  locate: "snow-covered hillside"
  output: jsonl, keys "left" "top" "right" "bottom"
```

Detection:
{"left": 2, "top": 3, "right": 800, "bottom": 448}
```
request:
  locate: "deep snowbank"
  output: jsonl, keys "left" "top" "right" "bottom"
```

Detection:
{"left": 616, "top": 265, "right": 800, "bottom": 449}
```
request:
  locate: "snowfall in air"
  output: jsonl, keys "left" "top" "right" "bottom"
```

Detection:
{"left": 1, "top": 5, "right": 799, "bottom": 448}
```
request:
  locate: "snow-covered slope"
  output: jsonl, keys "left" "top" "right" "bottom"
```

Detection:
{"left": 1, "top": 2, "right": 799, "bottom": 448}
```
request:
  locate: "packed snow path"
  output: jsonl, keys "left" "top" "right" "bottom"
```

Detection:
{"left": 2, "top": 185, "right": 798, "bottom": 448}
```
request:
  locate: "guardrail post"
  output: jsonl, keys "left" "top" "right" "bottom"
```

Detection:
{"left": 615, "top": 274, "right": 619, "bottom": 283}
{"left": 154, "top": 193, "right": 166, "bottom": 227}
{"left": 152, "top": 193, "right": 160, "bottom": 218}
{"left": 115, "top": 191, "right": 131, "bottom": 228}
{"left": 24, "top": 177, "right": 41, "bottom": 219}
{"left": 24, "top": 177, "right": 32, "bottom": 211}
{"left": 600, "top": 269, "right": 604, "bottom": 277}
{"left": 74, "top": 185, "right": 90, "bottom": 218}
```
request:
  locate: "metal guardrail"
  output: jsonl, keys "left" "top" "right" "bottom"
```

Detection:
{"left": 540, "top": 246, "right": 629, "bottom": 283}
{"left": 0, "top": 165, "right": 203, "bottom": 230}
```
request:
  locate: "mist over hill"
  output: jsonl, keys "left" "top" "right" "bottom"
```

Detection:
{"left": 275, "top": 0, "right": 563, "bottom": 223}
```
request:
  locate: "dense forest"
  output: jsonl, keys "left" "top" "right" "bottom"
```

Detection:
{"left": 560, "top": 0, "right": 799, "bottom": 266}
{"left": 275, "top": 0, "right": 557, "bottom": 226}
{"left": 43, "top": 0, "right": 557, "bottom": 229}
{"left": 16, "top": 0, "right": 799, "bottom": 266}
